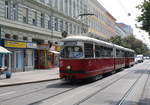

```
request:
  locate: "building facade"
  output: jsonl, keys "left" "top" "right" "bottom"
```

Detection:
{"left": 86, "top": 0, "right": 117, "bottom": 40}
{"left": 0, "top": 0, "right": 87, "bottom": 72}
{"left": 0, "top": 0, "right": 132, "bottom": 72}
{"left": 115, "top": 23, "right": 126, "bottom": 38}
{"left": 117, "top": 23, "right": 133, "bottom": 36}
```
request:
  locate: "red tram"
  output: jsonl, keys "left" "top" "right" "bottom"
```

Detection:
{"left": 59, "top": 36, "right": 135, "bottom": 81}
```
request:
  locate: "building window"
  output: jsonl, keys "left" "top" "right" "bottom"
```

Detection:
{"left": 64, "top": 0, "right": 68, "bottom": 15}
{"left": 54, "top": 17, "right": 58, "bottom": 31}
{"left": 69, "top": 0, "right": 72, "bottom": 16}
{"left": 5, "top": 34, "right": 11, "bottom": 39}
{"left": 78, "top": 26, "right": 80, "bottom": 34}
{"left": 47, "top": 0, "right": 52, "bottom": 7}
{"left": 32, "top": 11, "right": 37, "bottom": 26}
{"left": 73, "top": 1, "right": 76, "bottom": 17}
{"left": 77, "top": 0, "right": 79, "bottom": 15}
{"left": 54, "top": 0, "right": 58, "bottom": 9}
{"left": 65, "top": 22, "right": 68, "bottom": 32}
{"left": 60, "top": 19, "right": 63, "bottom": 32}
{"left": 23, "top": 37, "right": 28, "bottom": 41}
{"left": 12, "top": 35, "right": 18, "bottom": 40}
{"left": 60, "top": 0, "right": 63, "bottom": 12}
{"left": 5, "top": 0, "right": 10, "bottom": 19}
{"left": 48, "top": 16, "right": 53, "bottom": 30}
{"left": 12, "top": 3, "right": 18, "bottom": 21}
{"left": 80, "top": 0, "right": 83, "bottom": 14}
{"left": 22, "top": 7, "right": 28, "bottom": 23}
{"left": 74, "top": 25, "right": 76, "bottom": 34}
{"left": 69, "top": 23, "right": 72, "bottom": 34}
{"left": 41, "top": 13, "right": 45, "bottom": 28}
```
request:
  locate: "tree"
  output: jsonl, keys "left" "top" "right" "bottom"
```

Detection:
{"left": 109, "top": 35, "right": 150, "bottom": 55}
{"left": 109, "top": 35, "right": 124, "bottom": 46}
{"left": 137, "top": 0, "right": 150, "bottom": 34}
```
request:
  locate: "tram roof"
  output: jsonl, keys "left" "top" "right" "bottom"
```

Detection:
{"left": 124, "top": 47, "right": 135, "bottom": 53}
{"left": 61, "top": 35, "right": 113, "bottom": 47}
{"left": 61, "top": 35, "right": 134, "bottom": 53}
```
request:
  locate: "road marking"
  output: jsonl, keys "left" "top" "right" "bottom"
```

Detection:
{"left": 0, "top": 91, "right": 16, "bottom": 97}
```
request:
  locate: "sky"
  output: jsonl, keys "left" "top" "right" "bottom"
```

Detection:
{"left": 97, "top": 0, "right": 150, "bottom": 47}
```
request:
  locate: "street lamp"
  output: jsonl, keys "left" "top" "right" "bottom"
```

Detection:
{"left": 77, "top": 13, "right": 95, "bottom": 34}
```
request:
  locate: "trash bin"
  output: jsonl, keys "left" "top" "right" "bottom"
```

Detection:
{"left": 5, "top": 72, "right": 12, "bottom": 78}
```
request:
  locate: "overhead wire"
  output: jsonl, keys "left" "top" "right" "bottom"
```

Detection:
{"left": 117, "top": 0, "right": 130, "bottom": 16}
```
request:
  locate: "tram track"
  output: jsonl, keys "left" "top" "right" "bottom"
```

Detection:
{"left": 1, "top": 64, "right": 147, "bottom": 105}
{"left": 138, "top": 67, "right": 150, "bottom": 105}
{"left": 26, "top": 66, "right": 139, "bottom": 105}
{"left": 117, "top": 65, "right": 150, "bottom": 105}
{"left": 0, "top": 80, "right": 80, "bottom": 105}
{"left": 116, "top": 73, "right": 144, "bottom": 105}
{"left": 73, "top": 64, "right": 150, "bottom": 105}
{"left": 1, "top": 67, "right": 136, "bottom": 105}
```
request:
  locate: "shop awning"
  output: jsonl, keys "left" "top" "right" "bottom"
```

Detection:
{"left": 50, "top": 50, "right": 60, "bottom": 54}
{"left": 0, "top": 46, "right": 11, "bottom": 54}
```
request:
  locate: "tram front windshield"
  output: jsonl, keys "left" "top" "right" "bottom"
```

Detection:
{"left": 61, "top": 46, "right": 83, "bottom": 58}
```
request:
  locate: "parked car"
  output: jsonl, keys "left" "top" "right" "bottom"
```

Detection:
{"left": 134, "top": 57, "right": 138, "bottom": 64}
{"left": 144, "top": 56, "right": 150, "bottom": 60}
{"left": 136, "top": 54, "right": 144, "bottom": 63}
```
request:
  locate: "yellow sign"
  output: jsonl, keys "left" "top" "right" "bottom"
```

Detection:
{"left": 56, "top": 46, "right": 61, "bottom": 51}
{"left": 5, "top": 40, "right": 27, "bottom": 48}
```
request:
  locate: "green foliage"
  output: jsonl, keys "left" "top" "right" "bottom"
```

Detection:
{"left": 109, "top": 35, "right": 124, "bottom": 46}
{"left": 109, "top": 35, "right": 150, "bottom": 55}
{"left": 137, "top": 0, "right": 150, "bottom": 34}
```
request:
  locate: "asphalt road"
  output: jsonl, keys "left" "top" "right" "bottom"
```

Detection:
{"left": 0, "top": 60, "right": 150, "bottom": 105}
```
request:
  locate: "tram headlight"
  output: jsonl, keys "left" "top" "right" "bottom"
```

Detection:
{"left": 66, "top": 65, "right": 71, "bottom": 70}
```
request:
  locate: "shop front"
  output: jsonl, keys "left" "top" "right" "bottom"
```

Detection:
{"left": 35, "top": 44, "right": 50, "bottom": 69}
{"left": 49, "top": 45, "right": 60, "bottom": 67}
{"left": 25, "top": 42, "right": 37, "bottom": 71}
{"left": 34, "top": 44, "right": 60, "bottom": 69}
{"left": 4, "top": 40, "right": 36, "bottom": 72}
{"left": 0, "top": 46, "right": 11, "bottom": 68}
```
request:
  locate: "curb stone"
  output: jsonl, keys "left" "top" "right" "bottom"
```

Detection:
{"left": 0, "top": 78, "right": 60, "bottom": 87}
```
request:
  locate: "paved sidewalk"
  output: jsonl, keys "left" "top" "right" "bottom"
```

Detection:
{"left": 0, "top": 67, "right": 59, "bottom": 87}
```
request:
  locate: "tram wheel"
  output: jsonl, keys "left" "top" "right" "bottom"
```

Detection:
{"left": 111, "top": 70, "right": 116, "bottom": 74}
{"left": 92, "top": 75, "right": 102, "bottom": 81}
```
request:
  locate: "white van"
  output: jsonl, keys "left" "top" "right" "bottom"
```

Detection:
{"left": 136, "top": 54, "right": 144, "bottom": 63}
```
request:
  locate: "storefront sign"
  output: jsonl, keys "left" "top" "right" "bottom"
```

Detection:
{"left": 27, "top": 43, "right": 37, "bottom": 49}
{"left": 56, "top": 46, "right": 61, "bottom": 52}
{"left": 37, "top": 44, "right": 49, "bottom": 50}
{"left": 5, "top": 40, "right": 27, "bottom": 48}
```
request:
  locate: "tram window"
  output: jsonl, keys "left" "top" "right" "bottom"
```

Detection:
{"left": 131, "top": 53, "right": 134, "bottom": 57}
{"left": 125, "top": 52, "right": 128, "bottom": 57}
{"left": 95, "top": 45, "right": 103, "bottom": 57}
{"left": 103, "top": 47, "right": 113, "bottom": 57}
{"left": 84, "top": 43, "right": 94, "bottom": 58}
{"left": 61, "top": 46, "right": 83, "bottom": 58}
{"left": 116, "top": 49, "right": 120, "bottom": 58}
{"left": 129, "top": 52, "right": 134, "bottom": 58}
{"left": 121, "top": 50, "right": 125, "bottom": 57}
{"left": 116, "top": 50, "right": 124, "bottom": 58}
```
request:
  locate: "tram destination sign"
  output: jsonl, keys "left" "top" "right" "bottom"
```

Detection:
{"left": 64, "top": 41, "right": 77, "bottom": 45}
